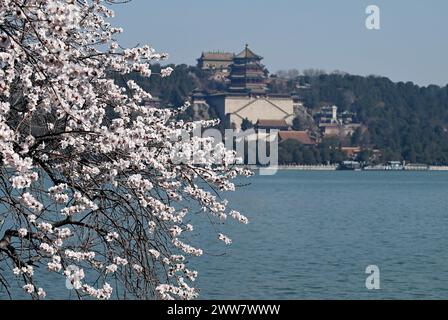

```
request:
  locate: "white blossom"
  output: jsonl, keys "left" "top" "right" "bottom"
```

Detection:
{"left": 65, "top": 250, "right": 96, "bottom": 262}
{"left": 82, "top": 283, "right": 113, "bottom": 300}
{"left": 40, "top": 243, "right": 57, "bottom": 256}
{"left": 113, "top": 257, "right": 128, "bottom": 266}
{"left": 37, "top": 222, "right": 53, "bottom": 234}
{"left": 218, "top": 233, "right": 233, "bottom": 245}
{"left": 230, "top": 210, "right": 249, "bottom": 224}
{"left": 48, "top": 256, "right": 62, "bottom": 272}
{"left": 64, "top": 267, "right": 85, "bottom": 290}
{"left": 149, "top": 249, "right": 160, "bottom": 259}
{"left": 55, "top": 227, "right": 72, "bottom": 239}
{"left": 161, "top": 67, "right": 174, "bottom": 78}
{"left": 106, "top": 232, "right": 119, "bottom": 242}
{"left": 0, "top": 0, "right": 249, "bottom": 300}
{"left": 105, "top": 264, "right": 118, "bottom": 274}
{"left": 18, "top": 228, "right": 28, "bottom": 238}
{"left": 133, "top": 264, "right": 143, "bottom": 273}
{"left": 37, "top": 288, "right": 46, "bottom": 299}
{"left": 20, "top": 193, "right": 44, "bottom": 213}
{"left": 23, "top": 284, "right": 34, "bottom": 294}
{"left": 13, "top": 265, "right": 35, "bottom": 277}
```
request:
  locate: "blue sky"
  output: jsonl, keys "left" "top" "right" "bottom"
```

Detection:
{"left": 112, "top": 0, "right": 448, "bottom": 86}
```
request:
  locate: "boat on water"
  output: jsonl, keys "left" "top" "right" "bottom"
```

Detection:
{"left": 384, "top": 161, "right": 404, "bottom": 170}
{"left": 338, "top": 161, "right": 362, "bottom": 171}
{"left": 364, "top": 161, "right": 405, "bottom": 171}
{"left": 341, "top": 161, "right": 409, "bottom": 171}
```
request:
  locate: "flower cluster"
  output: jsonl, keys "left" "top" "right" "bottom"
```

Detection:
{"left": 82, "top": 283, "right": 113, "bottom": 300}
{"left": 40, "top": 243, "right": 57, "bottom": 255}
{"left": 20, "top": 193, "right": 44, "bottom": 213}
{"left": 61, "top": 192, "right": 98, "bottom": 217}
{"left": 230, "top": 210, "right": 249, "bottom": 224}
{"left": 18, "top": 228, "right": 28, "bottom": 238}
{"left": 48, "top": 256, "right": 62, "bottom": 272}
{"left": 218, "top": 233, "right": 233, "bottom": 245}
{"left": 13, "top": 266, "right": 34, "bottom": 277}
{"left": 113, "top": 257, "right": 128, "bottom": 266}
{"left": 48, "top": 184, "right": 69, "bottom": 204}
{"left": 64, "top": 267, "right": 85, "bottom": 290}
{"left": 65, "top": 250, "right": 96, "bottom": 262}
{"left": 0, "top": 0, "right": 249, "bottom": 300}
{"left": 105, "top": 264, "right": 118, "bottom": 274}
{"left": 106, "top": 232, "right": 119, "bottom": 242}
{"left": 156, "top": 277, "right": 198, "bottom": 300}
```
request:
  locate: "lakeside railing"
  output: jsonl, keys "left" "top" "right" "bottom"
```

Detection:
{"left": 244, "top": 165, "right": 338, "bottom": 171}
{"left": 428, "top": 166, "right": 448, "bottom": 171}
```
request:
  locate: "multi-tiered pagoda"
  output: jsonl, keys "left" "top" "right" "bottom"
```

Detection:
{"left": 228, "top": 45, "right": 268, "bottom": 95}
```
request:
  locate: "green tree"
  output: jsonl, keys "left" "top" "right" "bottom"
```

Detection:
{"left": 350, "top": 127, "right": 363, "bottom": 146}
{"left": 292, "top": 117, "right": 305, "bottom": 131}
{"left": 303, "top": 148, "right": 317, "bottom": 165}
{"left": 241, "top": 118, "right": 254, "bottom": 131}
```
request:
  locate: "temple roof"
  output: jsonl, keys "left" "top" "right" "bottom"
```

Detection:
{"left": 199, "top": 52, "right": 234, "bottom": 61}
{"left": 235, "top": 44, "right": 262, "bottom": 60}
{"left": 278, "top": 131, "right": 315, "bottom": 145}
{"left": 257, "top": 119, "right": 290, "bottom": 129}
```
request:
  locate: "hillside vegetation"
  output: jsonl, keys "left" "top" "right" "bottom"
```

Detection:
{"left": 113, "top": 66, "right": 448, "bottom": 165}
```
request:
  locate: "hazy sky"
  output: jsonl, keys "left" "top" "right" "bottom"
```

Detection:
{"left": 112, "top": 0, "right": 448, "bottom": 86}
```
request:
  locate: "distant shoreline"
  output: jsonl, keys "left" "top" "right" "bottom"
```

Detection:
{"left": 246, "top": 165, "right": 448, "bottom": 172}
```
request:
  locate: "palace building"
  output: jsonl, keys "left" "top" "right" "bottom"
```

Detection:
{"left": 197, "top": 51, "right": 234, "bottom": 72}
{"left": 194, "top": 45, "right": 297, "bottom": 131}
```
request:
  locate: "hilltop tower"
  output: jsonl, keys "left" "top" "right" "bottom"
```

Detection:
{"left": 228, "top": 44, "right": 268, "bottom": 95}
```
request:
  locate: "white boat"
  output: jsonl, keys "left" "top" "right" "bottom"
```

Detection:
{"left": 385, "top": 161, "right": 404, "bottom": 170}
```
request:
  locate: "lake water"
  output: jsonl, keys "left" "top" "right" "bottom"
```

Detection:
{"left": 2, "top": 171, "right": 448, "bottom": 299}
{"left": 193, "top": 171, "right": 448, "bottom": 299}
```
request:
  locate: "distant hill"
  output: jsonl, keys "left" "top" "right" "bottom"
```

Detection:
{"left": 112, "top": 66, "right": 448, "bottom": 165}
{"left": 111, "top": 64, "right": 226, "bottom": 107}
{"left": 288, "top": 74, "right": 448, "bottom": 164}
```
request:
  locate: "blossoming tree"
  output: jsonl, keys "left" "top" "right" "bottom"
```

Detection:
{"left": 0, "top": 0, "right": 250, "bottom": 299}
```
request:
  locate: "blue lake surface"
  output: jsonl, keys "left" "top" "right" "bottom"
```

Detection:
{"left": 2, "top": 171, "right": 448, "bottom": 299}
{"left": 193, "top": 171, "right": 448, "bottom": 299}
